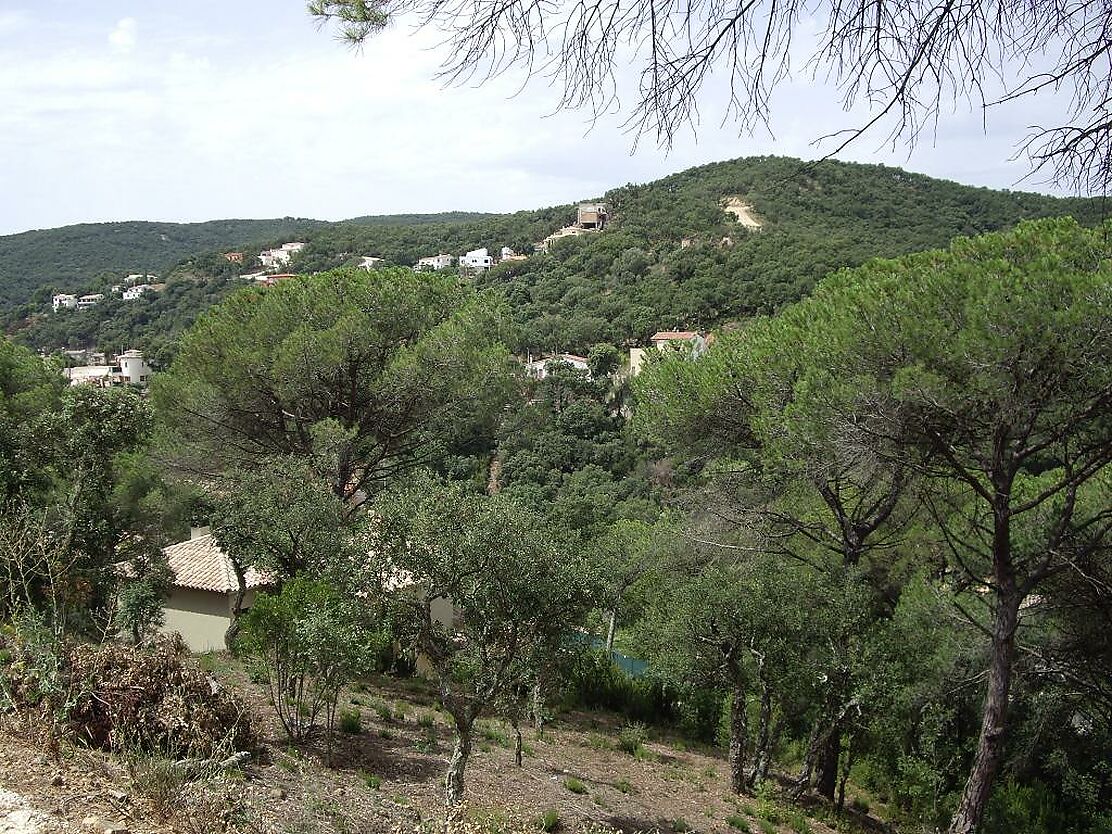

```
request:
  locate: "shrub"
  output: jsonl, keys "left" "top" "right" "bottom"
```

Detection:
{"left": 560, "top": 649, "right": 674, "bottom": 725}
{"left": 617, "top": 722, "right": 647, "bottom": 755}
{"left": 238, "top": 578, "right": 382, "bottom": 757}
{"left": 726, "top": 814, "right": 751, "bottom": 832}
{"left": 480, "top": 723, "right": 509, "bottom": 746}
{"left": 564, "top": 777, "right": 588, "bottom": 794}
{"left": 375, "top": 700, "right": 393, "bottom": 721}
{"left": 123, "top": 749, "right": 188, "bottom": 820}
{"left": 849, "top": 797, "right": 870, "bottom": 815}
{"left": 338, "top": 708, "right": 362, "bottom": 734}
{"left": 538, "top": 809, "right": 561, "bottom": 832}
{"left": 759, "top": 821, "right": 776, "bottom": 834}
{"left": 615, "top": 779, "right": 634, "bottom": 794}
{"left": 417, "top": 712, "right": 436, "bottom": 728}
{"left": 672, "top": 818, "right": 690, "bottom": 832}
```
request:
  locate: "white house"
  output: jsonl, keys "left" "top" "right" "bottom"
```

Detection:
{"left": 125, "top": 273, "right": 158, "bottom": 285}
{"left": 159, "top": 532, "right": 272, "bottom": 653}
{"left": 117, "top": 350, "right": 153, "bottom": 385}
{"left": 500, "top": 247, "right": 528, "bottom": 263}
{"left": 122, "top": 284, "right": 152, "bottom": 301}
{"left": 259, "top": 242, "right": 305, "bottom": 270}
{"left": 63, "top": 349, "right": 153, "bottom": 387}
{"left": 358, "top": 256, "right": 385, "bottom": 270}
{"left": 77, "top": 294, "right": 104, "bottom": 310}
{"left": 459, "top": 248, "right": 494, "bottom": 271}
{"left": 524, "top": 353, "right": 591, "bottom": 380}
{"left": 52, "top": 293, "right": 78, "bottom": 312}
{"left": 415, "top": 254, "right": 454, "bottom": 271}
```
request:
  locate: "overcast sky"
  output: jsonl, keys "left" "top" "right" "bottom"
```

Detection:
{"left": 0, "top": 1, "right": 1078, "bottom": 236}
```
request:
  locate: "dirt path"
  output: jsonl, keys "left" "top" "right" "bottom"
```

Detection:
{"left": 722, "top": 197, "right": 762, "bottom": 229}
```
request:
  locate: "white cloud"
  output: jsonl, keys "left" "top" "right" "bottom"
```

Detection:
{"left": 108, "top": 17, "right": 137, "bottom": 53}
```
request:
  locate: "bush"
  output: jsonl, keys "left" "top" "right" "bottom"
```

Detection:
{"left": 564, "top": 777, "right": 588, "bottom": 794}
{"left": 615, "top": 779, "right": 634, "bottom": 794}
{"left": 726, "top": 814, "right": 751, "bottom": 832}
{"left": 672, "top": 818, "right": 690, "bottom": 832}
{"left": 338, "top": 708, "right": 362, "bottom": 734}
{"left": 123, "top": 749, "right": 188, "bottom": 820}
{"left": 238, "top": 578, "right": 382, "bottom": 755}
{"left": 617, "top": 722, "right": 647, "bottom": 755}
{"left": 560, "top": 649, "right": 674, "bottom": 725}
{"left": 538, "top": 809, "right": 561, "bottom": 832}
{"left": 849, "top": 797, "right": 870, "bottom": 815}
{"left": 0, "top": 628, "right": 252, "bottom": 758}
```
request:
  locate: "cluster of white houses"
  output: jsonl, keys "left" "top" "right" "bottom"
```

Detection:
{"left": 415, "top": 246, "right": 528, "bottom": 272}
{"left": 52, "top": 274, "right": 163, "bottom": 312}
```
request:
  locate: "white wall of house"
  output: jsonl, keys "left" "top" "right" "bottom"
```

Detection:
{"left": 118, "top": 350, "right": 152, "bottom": 385}
{"left": 52, "top": 294, "right": 78, "bottom": 311}
{"left": 459, "top": 248, "right": 493, "bottom": 271}
{"left": 416, "top": 254, "right": 454, "bottom": 271}
{"left": 161, "top": 587, "right": 262, "bottom": 653}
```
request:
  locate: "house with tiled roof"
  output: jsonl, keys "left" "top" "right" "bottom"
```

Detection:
{"left": 629, "top": 330, "right": 714, "bottom": 376}
{"left": 160, "top": 530, "right": 273, "bottom": 652}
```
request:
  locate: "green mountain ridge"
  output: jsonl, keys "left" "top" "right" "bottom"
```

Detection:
{"left": 3, "top": 156, "right": 1105, "bottom": 361}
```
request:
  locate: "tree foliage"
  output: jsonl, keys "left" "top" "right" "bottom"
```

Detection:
{"left": 374, "top": 473, "right": 596, "bottom": 804}
{"left": 153, "top": 268, "right": 514, "bottom": 504}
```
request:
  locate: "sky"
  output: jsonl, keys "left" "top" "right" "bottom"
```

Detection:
{"left": 0, "top": 1, "right": 1080, "bottom": 235}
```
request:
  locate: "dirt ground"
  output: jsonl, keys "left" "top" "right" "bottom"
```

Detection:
{"left": 0, "top": 656, "right": 882, "bottom": 834}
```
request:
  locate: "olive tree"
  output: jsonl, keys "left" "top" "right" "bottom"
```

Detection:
{"left": 374, "top": 474, "right": 596, "bottom": 805}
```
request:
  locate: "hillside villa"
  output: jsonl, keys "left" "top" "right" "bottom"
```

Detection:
{"left": 628, "top": 330, "right": 713, "bottom": 376}
{"left": 524, "top": 352, "right": 591, "bottom": 379}
{"left": 259, "top": 242, "right": 305, "bottom": 270}
{"left": 63, "top": 349, "right": 153, "bottom": 387}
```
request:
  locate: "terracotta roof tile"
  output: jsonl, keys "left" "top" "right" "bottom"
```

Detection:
{"left": 163, "top": 534, "right": 271, "bottom": 594}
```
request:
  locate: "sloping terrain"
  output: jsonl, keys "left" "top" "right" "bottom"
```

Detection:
{"left": 0, "top": 658, "right": 885, "bottom": 834}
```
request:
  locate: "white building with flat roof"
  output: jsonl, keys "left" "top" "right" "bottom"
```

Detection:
{"left": 459, "top": 248, "right": 493, "bottom": 271}
{"left": 416, "top": 254, "right": 454, "bottom": 271}
{"left": 259, "top": 242, "right": 305, "bottom": 270}
{"left": 122, "top": 284, "right": 152, "bottom": 301}
{"left": 52, "top": 293, "right": 78, "bottom": 312}
{"left": 77, "top": 294, "right": 104, "bottom": 310}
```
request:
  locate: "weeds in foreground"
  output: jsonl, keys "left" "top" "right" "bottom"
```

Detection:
{"left": 564, "top": 776, "right": 588, "bottom": 794}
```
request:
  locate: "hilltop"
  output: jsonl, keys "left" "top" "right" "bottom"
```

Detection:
{"left": 2, "top": 156, "right": 1104, "bottom": 358}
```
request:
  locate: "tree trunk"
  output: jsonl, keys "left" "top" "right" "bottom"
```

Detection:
{"left": 748, "top": 681, "right": 773, "bottom": 791}
{"left": 511, "top": 716, "right": 523, "bottom": 767}
{"left": 837, "top": 733, "right": 856, "bottom": 811}
{"left": 948, "top": 589, "right": 1021, "bottom": 834}
{"left": 532, "top": 675, "right": 546, "bottom": 737}
{"left": 605, "top": 608, "right": 618, "bottom": 654}
{"left": 728, "top": 682, "right": 748, "bottom": 795}
{"left": 224, "top": 557, "right": 248, "bottom": 651}
{"left": 816, "top": 728, "right": 841, "bottom": 801}
{"left": 445, "top": 719, "right": 474, "bottom": 806}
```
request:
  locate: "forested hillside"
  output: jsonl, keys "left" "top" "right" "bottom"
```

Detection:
{"left": 0, "top": 217, "right": 330, "bottom": 306}
{"left": 3, "top": 156, "right": 1104, "bottom": 359}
